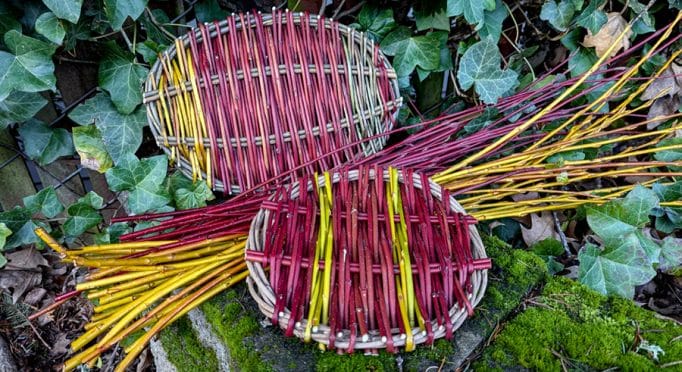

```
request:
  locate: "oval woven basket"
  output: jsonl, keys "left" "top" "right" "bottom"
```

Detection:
{"left": 144, "top": 11, "right": 402, "bottom": 194}
{"left": 245, "top": 166, "right": 490, "bottom": 352}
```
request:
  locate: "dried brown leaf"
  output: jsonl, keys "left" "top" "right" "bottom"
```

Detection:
{"left": 521, "top": 211, "right": 560, "bottom": 246}
{"left": 641, "top": 63, "right": 682, "bottom": 101}
{"left": 647, "top": 96, "right": 680, "bottom": 129}
{"left": 582, "top": 12, "right": 632, "bottom": 58}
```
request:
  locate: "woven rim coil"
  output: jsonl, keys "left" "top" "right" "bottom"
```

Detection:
{"left": 144, "top": 11, "right": 402, "bottom": 194}
{"left": 245, "top": 167, "right": 490, "bottom": 352}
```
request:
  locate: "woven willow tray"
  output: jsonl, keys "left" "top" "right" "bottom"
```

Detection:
{"left": 144, "top": 11, "right": 402, "bottom": 194}
{"left": 245, "top": 167, "right": 490, "bottom": 352}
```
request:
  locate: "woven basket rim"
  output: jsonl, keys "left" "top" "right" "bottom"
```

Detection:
{"left": 144, "top": 11, "right": 402, "bottom": 194}
{"left": 245, "top": 168, "right": 488, "bottom": 350}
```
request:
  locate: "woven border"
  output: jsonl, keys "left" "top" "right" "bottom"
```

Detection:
{"left": 245, "top": 168, "right": 489, "bottom": 351}
{"left": 144, "top": 11, "right": 402, "bottom": 193}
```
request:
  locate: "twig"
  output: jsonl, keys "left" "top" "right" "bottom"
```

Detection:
{"left": 552, "top": 211, "right": 570, "bottom": 255}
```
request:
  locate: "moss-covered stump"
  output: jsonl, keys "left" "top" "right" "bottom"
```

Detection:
{"left": 154, "top": 234, "right": 549, "bottom": 371}
{"left": 475, "top": 277, "right": 682, "bottom": 371}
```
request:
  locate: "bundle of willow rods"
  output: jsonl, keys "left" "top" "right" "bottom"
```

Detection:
{"left": 246, "top": 167, "right": 490, "bottom": 352}
{"left": 33, "top": 11, "right": 682, "bottom": 371}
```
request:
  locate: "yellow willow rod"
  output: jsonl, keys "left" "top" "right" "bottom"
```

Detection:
{"left": 70, "top": 240, "right": 177, "bottom": 254}
{"left": 87, "top": 269, "right": 184, "bottom": 299}
{"left": 585, "top": 49, "right": 682, "bottom": 135}
{"left": 116, "top": 269, "right": 251, "bottom": 372}
{"left": 73, "top": 243, "right": 235, "bottom": 267}
{"left": 95, "top": 278, "right": 170, "bottom": 306}
{"left": 451, "top": 120, "right": 681, "bottom": 184}
{"left": 434, "top": 14, "right": 638, "bottom": 181}
{"left": 528, "top": 15, "right": 682, "bottom": 153}
{"left": 97, "top": 254, "right": 244, "bottom": 349}
{"left": 70, "top": 259, "right": 226, "bottom": 351}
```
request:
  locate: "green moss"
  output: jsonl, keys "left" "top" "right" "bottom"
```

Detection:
{"left": 316, "top": 350, "right": 396, "bottom": 371}
{"left": 201, "top": 289, "right": 271, "bottom": 372}
{"left": 476, "top": 277, "right": 682, "bottom": 371}
{"left": 159, "top": 316, "right": 219, "bottom": 371}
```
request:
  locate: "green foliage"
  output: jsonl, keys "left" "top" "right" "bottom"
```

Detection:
{"left": 23, "top": 186, "right": 63, "bottom": 218}
{"left": 42, "top": 0, "right": 83, "bottom": 24}
{"left": 0, "top": 207, "right": 39, "bottom": 249}
{"left": 380, "top": 27, "right": 442, "bottom": 77}
{"left": 415, "top": 8, "right": 449, "bottom": 32}
{"left": 447, "top": 0, "right": 495, "bottom": 27}
{"left": 0, "top": 30, "right": 57, "bottom": 100}
{"left": 99, "top": 43, "right": 148, "bottom": 114}
{"left": 72, "top": 125, "right": 114, "bottom": 172}
{"left": 69, "top": 92, "right": 146, "bottom": 164}
{"left": 18, "top": 119, "right": 74, "bottom": 165}
{"left": 352, "top": 6, "right": 396, "bottom": 42}
{"left": 63, "top": 192, "right": 104, "bottom": 237}
{"left": 35, "top": 12, "right": 66, "bottom": 45}
{"left": 104, "top": 0, "right": 148, "bottom": 30}
{"left": 0, "top": 223, "right": 11, "bottom": 267}
{"left": 457, "top": 38, "right": 518, "bottom": 104}
{"left": 167, "top": 172, "right": 215, "bottom": 210}
{"left": 540, "top": 0, "right": 578, "bottom": 32}
{"left": 105, "top": 154, "right": 171, "bottom": 215}
{"left": 580, "top": 185, "right": 681, "bottom": 298}
{"left": 159, "top": 316, "right": 220, "bottom": 371}
{"left": 194, "top": 0, "right": 229, "bottom": 23}
{"left": 651, "top": 182, "right": 682, "bottom": 233}
{"left": 575, "top": 0, "right": 607, "bottom": 34}
{"left": 0, "top": 91, "right": 46, "bottom": 128}
{"left": 530, "top": 238, "right": 565, "bottom": 275}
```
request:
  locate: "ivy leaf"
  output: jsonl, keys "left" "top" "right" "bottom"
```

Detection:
{"left": 168, "top": 172, "right": 215, "bottom": 210}
{"left": 99, "top": 44, "right": 148, "bottom": 114}
{"left": 42, "top": 0, "right": 82, "bottom": 24}
{"left": 0, "top": 223, "right": 10, "bottom": 249}
{"left": 94, "top": 222, "right": 131, "bottom": 244}
{"left": 69, "top": 93, "right": 146, "bottom": 164}
{"left": 478, "top": 0, "right": 508, "bottom": 43}
{"left": 63, "top": 203, "right": 102, "bottom": 237}
{"left": 0, "top": 91, "right": 46, "bottom": 129}
{"left": 194, "top": 0, "right": 229, "bottom": 23}
{"left": 652, "top": 182, "right": 682, "bottom": 233}
{"left": 23, "top": 187, "right": 63, "bottom": 218}
{"left": 620, "top": 185, "right": 659, "bottom": 227}
{"left": 105, "top": 154, "right": 170, "bottom": 215}
{"left": 0, "top": 223, "right": 10, "bottom": 267}
{"left": 586, "top": 191, "right": 657, "bottom": 248}
{"left": 578, "top": 240, "right": 656, "bottom": 298}
{"left": 104, "top": 0, "right": 148, "bottom": 30}
{"left": 575, "top": 0, "right": 607, "bottom": 34}
{"left": 415, "top": 8, "right": 450, "bottom": 32}
{"left": 136, "top": 40, "right": 165, "bottom": 64}
{"left": 0, "top": 4, "right": 21, "bottom": 36}
{"left": 568, "top": 47, "right": 598, "bottom": 77}
{"left": 78, "top": 191, "right": 104, "bottom": 210}
{"left": 659, "top": 237, "right": 682, "bottom": 272}
{"left": 0, "top": 207, "right": 38, "bottom": 249}
{"left": 531, "top": 238, "right": 565, "bottom": 275}
{"left": 35, "top": 12, "right": 66, "bottom": 45}
{"left": 540, "top": 0, "right": 576, "bottom": 32}
{"left": 0, "top": 30, "right": 57, "bottom": 100}
{"left": 72, "top": 125, "right": 114, "bottom": 173}
{"left": 654, "top": 138, "right": 682, "bottom": 171}
{"left": 354, "top": 5, "right": 396, "bottom": 42}
{"left": 18, "top": 119, "right": 74, "bottom": 165}
{"left": 380, "top": 27, "right": 441, "bottom": 76}
{"left": 447, "top": 0, "right": 490, "bottom": 26}
{"left": 457, "top": 38, "right": 518, "bottom": 104}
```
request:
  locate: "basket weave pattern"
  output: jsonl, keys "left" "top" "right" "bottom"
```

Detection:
{"left": 245, "top": 167, "right": 490, "bottom": 352}
{"left": 144, "top": 11, "right": 401, "bottom": 193}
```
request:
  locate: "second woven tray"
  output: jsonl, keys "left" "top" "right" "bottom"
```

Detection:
{"left": 144, "top": 11, "right": 402, "bottom": 193}
{"left": 245, "top": 167, "right": 490, "bottom": 352}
